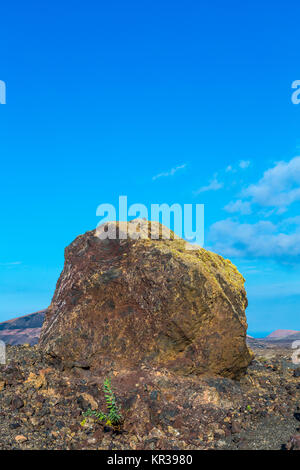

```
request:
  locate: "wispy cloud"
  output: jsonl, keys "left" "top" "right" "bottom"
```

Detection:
{"left": 225, "top": 165, "right": 236, "bottom": 173}
{"left": 152, "top": 163, "right": 187, "bottom": 181}
{"left": 209, "top": 216, "right": 300, "bottom": 261}
{"left": 239, "top": 160, "right": 251, "bottom": 169}
{"left": 222, "top": 155, "right": 300, "bottom": 221}
{"left": 194, "top": 175, "right": 223, "bottom": 194}
{"left": 197, "top": 160, "right": 251, "bottom": 195}
{"left": 208, "top": 156, "right": 300, "bottom": 261}
{"left": 225, "top": 160, "right": 251, "bottom": 173}
{"left": 242, "top": 156, "right": 300, "bottom": 212}
{"left": 0, "top": 261, "right": 22, "bottom": 266}
{"left": 224, "top": 199, "right": 252, "bottom": 215}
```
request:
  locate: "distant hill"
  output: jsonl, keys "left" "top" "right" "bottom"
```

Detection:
{"left": 0, "top": 310, "right": 46, "bottom": 345}
{"left": 247, "top": 329, "right": 300, "bottom": 349}
{"left": 266, "top": 329, "right": 300, "bottom": 339}
{"left": 272, "top": 331, "right": 300, "bottom": 347}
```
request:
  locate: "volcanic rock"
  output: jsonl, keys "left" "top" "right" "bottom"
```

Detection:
{"left": 39, "top": 220, "right": 253, "bottom": 379}
{"left": 286, "top": 434, "right": 300, "bottom": 450}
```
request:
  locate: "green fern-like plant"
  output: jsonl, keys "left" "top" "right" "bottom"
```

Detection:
{"left": 82, "top": 377, "right": 123, "bottom": 428}
{"left": 103, "top": 377, "right": 123, "bottom": 426}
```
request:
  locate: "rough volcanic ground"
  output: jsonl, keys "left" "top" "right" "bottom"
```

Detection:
{"left": 0, "top": 342, "right": 299, "bottom": 450}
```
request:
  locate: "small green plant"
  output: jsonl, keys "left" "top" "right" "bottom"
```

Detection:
{"left": 81, "top": 377, "right": 123, "bottom": 428}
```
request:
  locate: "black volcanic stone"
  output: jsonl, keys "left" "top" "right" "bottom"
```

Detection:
{"left": 11, "top": 396, "right": 24, "bottom": 410}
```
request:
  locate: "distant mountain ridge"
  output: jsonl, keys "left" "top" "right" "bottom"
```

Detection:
{"left": 266, "top": 329, "right": 300, "bottom": 339}
{"left": 247, "top": 329, "right": 300, "bottom": 349}
{"left": 268, "top": 331, "right": 300, "bottom": 346}
{"left": 0, "top": 310, "right": 46, "bottom": 345}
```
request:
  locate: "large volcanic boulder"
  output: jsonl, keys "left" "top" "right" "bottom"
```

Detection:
{"left": 39, "top": 221, "right": 253, "bottom": 378}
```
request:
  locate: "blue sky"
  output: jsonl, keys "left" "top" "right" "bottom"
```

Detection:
{"left": 0, "top": 0, "right": 300, "bottom": 335}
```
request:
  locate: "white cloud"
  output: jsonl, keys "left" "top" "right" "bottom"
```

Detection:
{"left": 224, "top": 199, "right": 252, "bottom": 215}
{"left": 279, "top": 216, "right": 300, "bottom": 229}
{"left": 208, "top": 157, "right": 300, "bottom": 262}
{"left": 239, "top": 160, "right": 251, "bottom": 169}
{"left": 194, "top": 175, "right": 223, "bottom": 194}
{"left": 208, "top": 218, "right": 300, "bottom": 260}
{"left": 243, "top": 156, "right": 300, "bottom": 211}
{"left": 152, "top": 163, "right": 186, "bottom": 181}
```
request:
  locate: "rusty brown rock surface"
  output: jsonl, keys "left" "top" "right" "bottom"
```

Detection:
{"left": 39, "top": 220, "right": 252, "bottom": 379}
